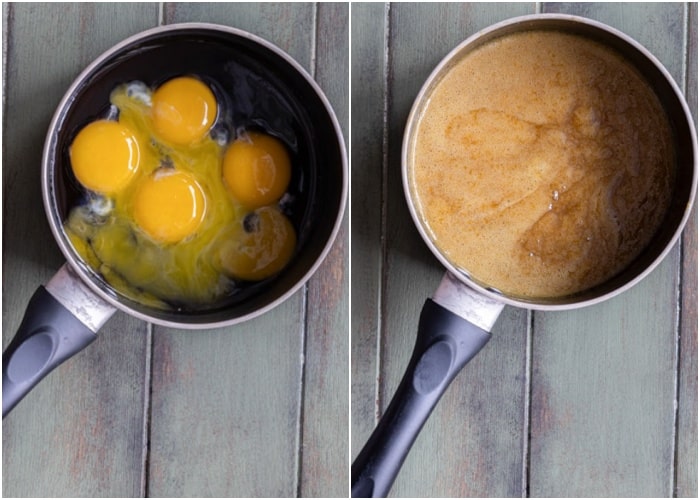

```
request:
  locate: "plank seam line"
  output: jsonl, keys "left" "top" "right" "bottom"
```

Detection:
{"left": 669, "top": 3, "right": 692, "bottom": 497}
{"left": 346, "top": 2, "right": 354, "bottom": 492}
{"left": 2, "top": 3, "right": 13, "bottom": 151}
{"left": 376, "top": 0, "right": 392, "bottom": 424}
{"left": 295, "top": 6, "right": 319, "bottom": 494}
{"left": 310, "top": 2, "right": 319, "bottom": 79}
{"left": 295, "top": 282, "right": 309, "bottom": 498}
{"left": 671, "top": 240, "right": 682, "bottom": 499}
{"left": 523, "top": 310, "right": 534, "bottom": 498}
{"left": 140, "top": 322, "right": 154, "bottom": 497}
{"left": 671, "top": 6, "right": 691, "bottom": 496}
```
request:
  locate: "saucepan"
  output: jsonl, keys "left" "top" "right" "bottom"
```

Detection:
{"left": 351, "top": 14, "right": 696, "bottom": 497}
{"left": 2, "top": 23, "right": 347, "bottom": 417}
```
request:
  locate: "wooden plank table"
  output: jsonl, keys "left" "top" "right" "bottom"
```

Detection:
{"left": 351, "top": 2, "right": 697, "bottom": 498}
{"left": 2, "top": 3, "right": 348, "bottom": 497}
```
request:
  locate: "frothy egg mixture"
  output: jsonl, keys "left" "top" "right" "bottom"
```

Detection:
{"left": 65, "top": 76, "right": 296, "bottom": 310}
{"left": 410, "top": 31, "right": 675, "bottom": 299}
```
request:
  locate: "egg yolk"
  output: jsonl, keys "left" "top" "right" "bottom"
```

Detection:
{"left": 218, "top": 206, "right": 296, "bottom": 281}
{"left": 133, "top": 170, "right": 207, "bottom": 243}
{"left": 65, "top": 78, "right": 301, "bottom": 310}
{"left": 70, "top": 120, "right": 140, "bottom": 194}
{"left": 222, "top": 132, "right": 291, "bottom": 208}
{"left": 152, "top": 76, "right": 217, "bottom": 145}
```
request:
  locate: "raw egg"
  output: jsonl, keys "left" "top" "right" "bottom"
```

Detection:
{"left": 223, "top": 131, "right": 291, "bottom": 208}
{"left": 132, "top": 169, "right": 207, "bottom": 244}
{"left": 218, "top": 206, "right": 297, "bottom": 281}
{"left": 69, "top": 120, "right": 140, "bottom": 194}
{"left": 152, "top": 76, "right": 218, "bottom": 145}
{"left": 64, "top": 76, "right": 299, "bottom": 309}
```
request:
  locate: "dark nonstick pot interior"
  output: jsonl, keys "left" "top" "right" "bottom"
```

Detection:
{"left": 43, "top": 24, "right": 346, "bottom": 326}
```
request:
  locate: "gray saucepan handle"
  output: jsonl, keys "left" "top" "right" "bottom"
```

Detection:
{"left": 351, "top": 299, "right": 492, "bottom": 497}
{"left": 2, "top": 286, "right": 98, "bottom": 417}
{"left": 3, "top": 265, "right": 116, "bottom": 418}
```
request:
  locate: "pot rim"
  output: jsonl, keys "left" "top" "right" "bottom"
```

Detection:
{"left": 401, "top": 13, "right": 697, "bottom": 311}
{"left": 41, "top": 22, "right": 348, "bottom": 329}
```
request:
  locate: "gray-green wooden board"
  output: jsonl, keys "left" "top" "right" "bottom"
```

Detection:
{"left": 350, "top": 2, "right": 698, "bottom": 498}
{"left": 2, "top": 2, "right": 348, "bottom": 497}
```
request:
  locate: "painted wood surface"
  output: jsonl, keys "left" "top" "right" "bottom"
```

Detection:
{"left": 350, "top": 2, "right": 698, "bottom": 498}
{"left": 2, "top": 2, "right": 348, "bottom": 497}
{"left": 349, "top": 1, "right": 385, "bottom": 460}
{"left": 677, "top": 2, "right": 698, "bottom": 497}
{"left": 300, "top": 3, "right": 349, "bottom": 497}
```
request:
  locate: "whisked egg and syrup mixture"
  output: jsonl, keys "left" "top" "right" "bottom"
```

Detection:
{"left": 65, "top": 76, "right": 297, "bottom": 310}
